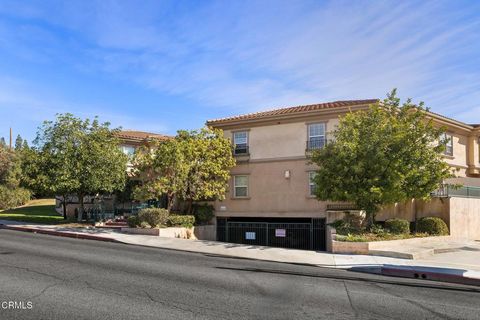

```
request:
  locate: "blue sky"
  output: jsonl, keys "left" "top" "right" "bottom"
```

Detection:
{"left": 0, "top": 0, "right": 479, "bottom": 142}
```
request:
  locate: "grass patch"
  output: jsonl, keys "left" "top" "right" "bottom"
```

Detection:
{"left": 0, "top": 199, "right": 65, "bottom": 224}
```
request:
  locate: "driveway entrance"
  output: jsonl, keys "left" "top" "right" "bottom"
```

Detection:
{"left": 216, "top": 217, "right": 326, "bottom": 251}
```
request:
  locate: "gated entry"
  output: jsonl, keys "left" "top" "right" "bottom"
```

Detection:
{"left": 216, "top": 218, "right": 326, "bottom": 251}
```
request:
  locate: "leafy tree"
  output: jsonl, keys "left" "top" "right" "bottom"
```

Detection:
{"left": 0, "top": 137, "right": 5, "bottom": 147}
{"left": 34, "top": 113, "right": 128, "bottom": 220}
{"left": 311, "top": 90, "right": 452, "bottom": 227}
{"left": 133, "top": 127, "right": 235, "bottom": 213}
{"left": 0, "top": 144, "right": 31, "bottom": 209}
{"left": 14, "top": 134, "right": 23, "bottom": 150}
{"left": 133, "top": 137, "right": 188, "bottom": 211}
{"left": 177, "top": 128, "right": 236, "bottom": 213}
{"left": 0, "top": 144, "right": 21, "bottom": 188}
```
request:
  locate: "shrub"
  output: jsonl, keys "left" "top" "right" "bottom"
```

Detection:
{"left": 127, "top": 215, "right": 140, "bottom": 228}
{"left": 0, "top": 186, "right": 31, "bottom": 210}
{"left": 137, "top": 208, "right": 169, "bottom": 228}
{"left": 194, "top": 204, "right": 215, "bottom": 225}
{"left": 417, "top": 217, "right": 449, "bottom": 236}
{"left": 385, "top": 218, "right": 410, "bottom": 234}
{"left": 329, "top": 212, "right": 366, "bottom": 235}
{"left": 168, "top": 215, "right": 195, "bottom": 228}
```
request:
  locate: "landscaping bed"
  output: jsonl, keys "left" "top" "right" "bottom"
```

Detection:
{"left": 335, "top": 232, "right": 429, "bottom": 242}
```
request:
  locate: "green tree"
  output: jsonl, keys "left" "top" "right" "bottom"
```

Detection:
{"left": 177, "top": 128, "right": 236, "bottom": 213}
{"left": 133, "top": 127, "right": 235, "bottom": 213}
{"left": 133, "top": 137, "right": 188, "bottom": 210}
{"left": 0, "top": 137, "right": 5, "bottom": 147}
{"left": 14, "top": 134, "right": 23, "bottom": 150}
{"left": 0, "top": 144, "right": 21, "bottom": 188}
{"left": 0, "top": 144, "right": 31, "bottom": 209}
{"left": 34, "top": 113, "right": 128, "bottom": 220}
{"left": 310, "top": 90, "right": 452, "bottom": 227}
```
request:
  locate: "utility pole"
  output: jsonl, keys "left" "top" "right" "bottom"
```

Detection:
{"left": 9, "top": 127, "right": 12, "bottom": 149}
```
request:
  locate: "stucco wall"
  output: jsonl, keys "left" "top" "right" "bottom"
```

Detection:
{"left": 224, "top": 116, "right": 339, "bottom": 160}
{"left": 449, "top": 197, "right": 480, "bottom": 240}
{"left": 215, "top": 159, "right": 328, "bottom": 218}
{"left": 376, "top": 198, "right": 449, "bottom": 223}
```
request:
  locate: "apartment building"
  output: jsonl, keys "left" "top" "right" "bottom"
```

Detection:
{"left": 207, "top": 100, "right": 480, "bottom": 250}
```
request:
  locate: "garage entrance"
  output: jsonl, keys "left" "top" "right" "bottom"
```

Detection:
{"left": 216, "top": 217, "right": 326, "bottom": 251}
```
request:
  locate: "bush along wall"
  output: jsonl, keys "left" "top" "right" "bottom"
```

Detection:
{"left": 416, "top": 217, "right": 449, "bottom": 236}
{"left": 385, "top": 218, "right": 410, "bottom": 234}
{"left": 168, "top": 215, "right": 195, "bottom": 228}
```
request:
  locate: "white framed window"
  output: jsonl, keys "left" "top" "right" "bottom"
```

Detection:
{"left": 442, "top": 133, "right": 453, "bottom": 156}
{"left": 233, "top": 131, "right": 249, "bottom": 155}
{"left": 234, "top": 175, "right": 249, "bottom": 197}
{"left": 120, "top": 145, "right": 136, "bottom": 157}
{"left": 307, "top": 123, "right": 326, "bottom": 150}
{"left": 308, "top": 171, "right": 317, "bottom": 196}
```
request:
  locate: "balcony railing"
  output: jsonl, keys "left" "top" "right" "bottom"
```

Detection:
{"left": 431, "top": 184, "right": 480, "bottom": 198}
{"left": 234, "top": 144, "right": 249, "bottom": 156}
{"left": 306, "top": 137, "right": 327, "bottom": 151}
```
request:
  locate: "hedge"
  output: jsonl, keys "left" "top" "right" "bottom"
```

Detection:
{"left": 385, "top": 218, "right": 410, "bottom": 234}
{"left": 168, "top": 215, "right": 195, "bottom": 228}
{"left": 193, "top": 204, "right": 215, "bottom": 225}
{"left": 127, "top": 215, "right": 140, "bottom": 228}
{"left": 137, "top": 208, "right": 169, "bottom": 228}
{"left": 0, "top": 186, "right": 31, "bottom": 210}
{"left": 417, "top": 217, "right": 449, "bottom": 236}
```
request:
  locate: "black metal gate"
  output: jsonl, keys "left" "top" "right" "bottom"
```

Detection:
{"left": 216, "top": 218, "right": 326, "bottom": 251}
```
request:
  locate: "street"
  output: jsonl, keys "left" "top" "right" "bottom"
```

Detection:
{"left": 0, "top": 229, "right": 479, "bottom": 320}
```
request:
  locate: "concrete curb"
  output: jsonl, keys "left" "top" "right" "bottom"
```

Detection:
{"left": 0, "top": 225, "right": 118, "bottom": 243}
{"left": 381, "top": 266, "right": 480, "bottom": 286}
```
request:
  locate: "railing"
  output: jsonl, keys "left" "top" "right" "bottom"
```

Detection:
{"left": 431, "top": 184, "right": 480, "bottom": 198}
{"left": 326, "top": 203, "right": 358, "bottom": 211}
{"left": 306, "top": 137, "right": 327, "bottom": 151}
{"left": 233, "top": 144, "right": 249, "bottom": 156}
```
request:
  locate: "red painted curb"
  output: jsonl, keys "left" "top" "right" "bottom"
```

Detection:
{"left": 382, "top": 266, "right": 480, "bottom": 286}
{"left": 0, "top": 225, "right": 118, "bottom": 243}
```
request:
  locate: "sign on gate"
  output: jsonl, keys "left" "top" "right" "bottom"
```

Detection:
{"left": 275, "top": 229, "right": 286, "bottom": 237}
{"left": 245, "top": 232, "right": 256, "bottom": 240}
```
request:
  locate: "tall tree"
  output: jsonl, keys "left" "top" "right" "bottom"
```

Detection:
{"left": 0, "top": 137, "right": 5, "bottom": 147}
{"left": 310, "top": 90, "right": 452, "bottom": 227}
{"left": 34, "top": 113, "right": 128, "bottom": 220}
{"left": 133, "top": 127, "right": 235, "bottom": 213}
{"left": 133, "top": 137, "right": 188, "bottom": 210}
{"left": 14, "top": 134, "right": 23, "bottom": 150}
{"left": 177, "top": 128, "right": 236, "bottom": 213}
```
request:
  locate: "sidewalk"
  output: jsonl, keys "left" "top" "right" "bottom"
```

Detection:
{"left": 1, "top": 220, "right": 479, "bottom": 286}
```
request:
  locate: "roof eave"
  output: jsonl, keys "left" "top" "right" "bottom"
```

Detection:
{"left": 206, "top": 103, "right": 373, "bottom": 128}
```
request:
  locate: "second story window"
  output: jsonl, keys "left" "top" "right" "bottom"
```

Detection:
{"left": 307, "top": 123, "right": 326, "bottom": 150}
{"left": 233, "top": 131, "right": 249, "bottom": 155}
{"left": 442, "top": 133, "right": 453, "bottom": 156}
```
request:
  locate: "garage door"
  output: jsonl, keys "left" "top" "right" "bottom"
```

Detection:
{"left": 216, "top": 217, "right": 326, "bottom": 251}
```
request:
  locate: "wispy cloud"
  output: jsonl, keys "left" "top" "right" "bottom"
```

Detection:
{"left": 0, "top": 0, "right": 479, "bottom": 138}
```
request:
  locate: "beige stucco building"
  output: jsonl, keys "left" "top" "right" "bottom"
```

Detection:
{"left": 206, "top": 100, "right": 480, "bottom": 249}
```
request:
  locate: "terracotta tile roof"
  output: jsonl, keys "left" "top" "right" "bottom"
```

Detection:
{"left": 207, "top": 99, "right": 379, "bottom": 125}
{"left": 116, "top": 130, "right": 170, "bottom": 141}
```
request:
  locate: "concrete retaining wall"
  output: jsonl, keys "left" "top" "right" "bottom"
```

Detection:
{"left": 449, "top": 197, "right": 480, "bottom": 240}
{"left": 121, "top": 227, "right": 195, "bottom": 239}
{"left": 193, "top": 225, "right": 216, "bottom": 241}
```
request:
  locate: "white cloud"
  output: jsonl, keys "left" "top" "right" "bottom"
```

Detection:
{"left": 0, "top": 0, "right": 479, "bottom": 122}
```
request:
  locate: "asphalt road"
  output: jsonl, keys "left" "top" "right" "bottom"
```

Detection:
{"left": 0, "top": 230, "right": 479, "bottom": 320}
